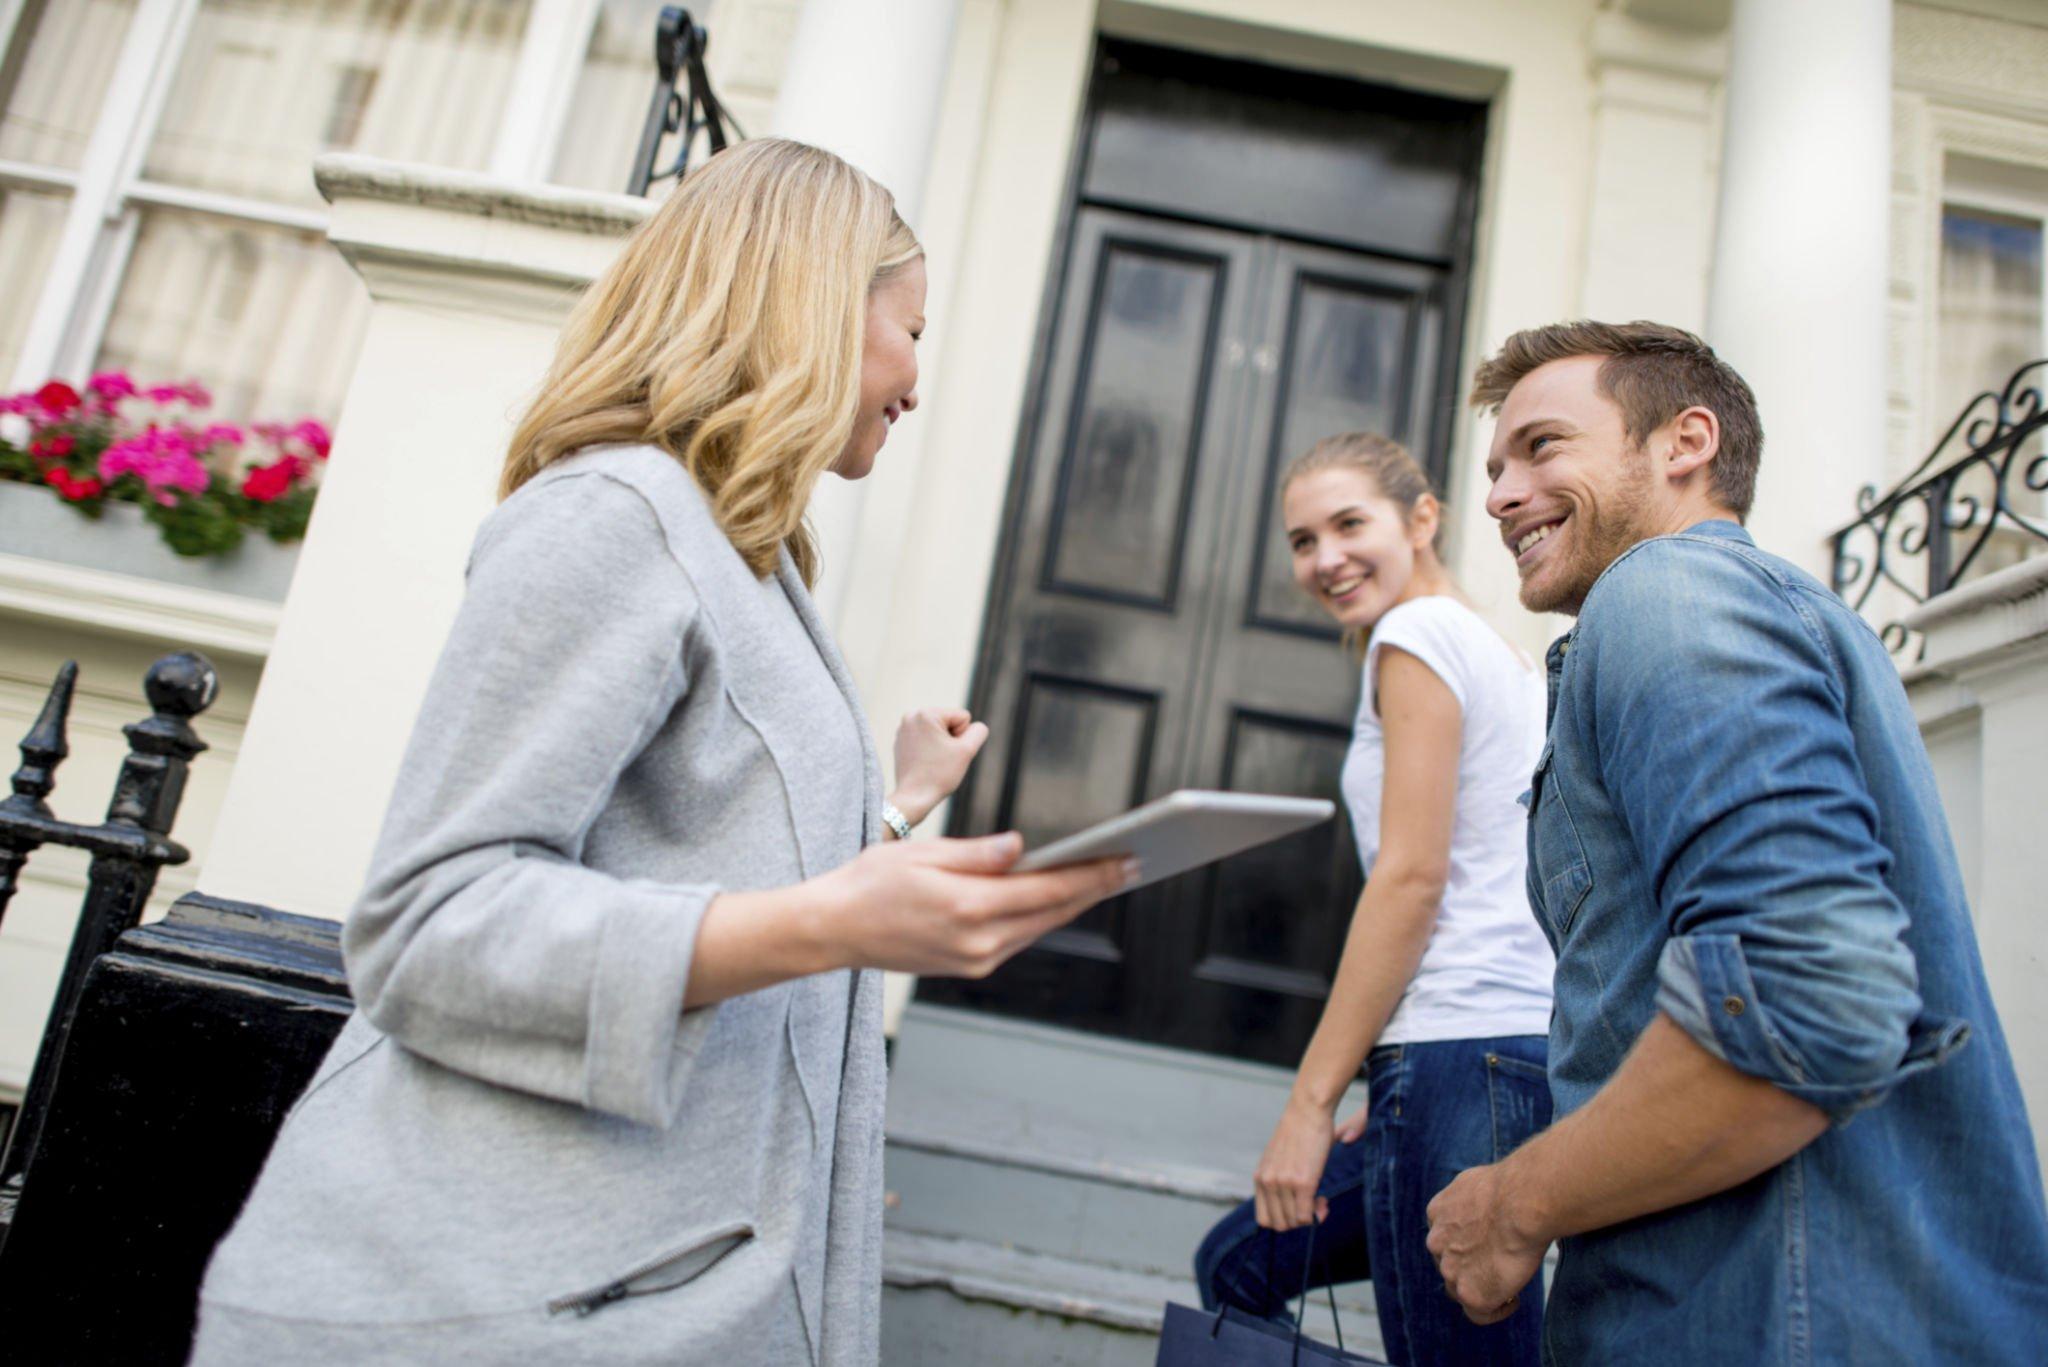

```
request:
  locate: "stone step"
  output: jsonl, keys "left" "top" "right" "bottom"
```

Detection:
{"left": 885, "top": 1120, "right": 1243, "bottom": 1278}
{"left": 885, "top": 1004, "right": 1368, "bottom": 1279}
{"left": 885, "top": 1004, "right": 1367, "bottom": 1188}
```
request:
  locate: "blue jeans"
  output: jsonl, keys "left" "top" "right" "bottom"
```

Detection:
{"left": 1195, "top": 1036, "right": 1552, "bottom": 1367}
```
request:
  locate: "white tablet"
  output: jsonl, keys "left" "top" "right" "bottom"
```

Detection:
{"left": 1011, "top": 789, "right": 1336, "bottom": 890}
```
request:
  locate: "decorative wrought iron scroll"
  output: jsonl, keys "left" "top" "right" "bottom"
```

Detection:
{"left": 1830, "top": 357, "right": 2048, "bottom": 655}
{"left": 626, "top": 6, "right": 743, "bottom": 197}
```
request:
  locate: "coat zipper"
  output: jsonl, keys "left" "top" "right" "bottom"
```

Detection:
{"left": 546, "top": 1222, "right": 754, "bottom": 1318}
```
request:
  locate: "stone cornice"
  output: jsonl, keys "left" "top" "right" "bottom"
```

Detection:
{"left": 312, "top": 154, "right": 652, "bottom": 235}
{"left": 1904, "top": 554, "right": 2048, "bottom": 677}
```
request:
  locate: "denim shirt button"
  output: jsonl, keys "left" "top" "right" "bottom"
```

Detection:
{"left": 1723, "top": 996, "right": 1746, "bottom": 1016}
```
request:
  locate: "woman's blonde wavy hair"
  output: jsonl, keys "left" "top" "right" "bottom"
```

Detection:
{"left": 501, "top": 138, "right": 923, "bottom": 584}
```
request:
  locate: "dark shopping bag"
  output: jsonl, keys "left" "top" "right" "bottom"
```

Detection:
{"left": 1156, "top": 1303, "right": 1385, "bottom": 1366}
{"left": 1156, "top": 1220, "right": 1386, "bottom": 1366}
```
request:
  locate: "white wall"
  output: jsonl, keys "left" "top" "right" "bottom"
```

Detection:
{"left": 1906, "top": 556, "right": 2048, "bottom": 1186}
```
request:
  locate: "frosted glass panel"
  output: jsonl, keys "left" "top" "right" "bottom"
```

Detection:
{"left": 143, "top": 0, "right": 531, "bottom": 209}
{"left": 1939, "top": 205, "right": 2043, "bottom": 418}
{"left": 0, "top": 187, "right": 69, "bottom": 382}
{"left": 0, "top": 0, "right": 137, "bottom": 169}
{"left": 95, "top": 208, "right": 368, "bottom": 422}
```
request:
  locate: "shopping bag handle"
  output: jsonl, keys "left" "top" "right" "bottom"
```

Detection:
{"left": 1261, "top": 1217, "right": 1345, "bottom": 1363}
{"left": 1201, "top": 1216, "right": 1347, "bottom": 1360}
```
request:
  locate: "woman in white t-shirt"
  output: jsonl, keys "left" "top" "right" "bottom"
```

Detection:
{"left": 1194, "top": 432, "right": 1553, "bottom": 1365}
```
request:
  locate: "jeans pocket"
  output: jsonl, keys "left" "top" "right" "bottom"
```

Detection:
{"left": 1484, "top": 1052, "right": 1551, "bottom": 1162}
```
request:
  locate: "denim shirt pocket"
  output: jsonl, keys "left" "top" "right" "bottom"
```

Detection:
{"left": 1526, "top": 737, "right": 1594, "bottom": 939}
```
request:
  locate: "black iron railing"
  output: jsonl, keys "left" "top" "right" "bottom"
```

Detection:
{"left": 1831, "top": 358, "right": 2048, "bottom": 655}
{"left": 0, "top": 652, "right": 216, "bottom": 1236}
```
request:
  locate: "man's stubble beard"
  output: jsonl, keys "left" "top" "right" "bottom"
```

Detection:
{"left": 1520, "top": 445, "right": 1659, "bottom": 618}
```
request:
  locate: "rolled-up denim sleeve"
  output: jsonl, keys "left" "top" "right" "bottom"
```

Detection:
{"left": 1579, "top": 541, "right": 1953, "bottom": 1123}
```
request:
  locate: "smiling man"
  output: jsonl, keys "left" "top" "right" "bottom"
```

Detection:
{"left": 1422, "top": 321, "right": 2048, "bottom": 1363}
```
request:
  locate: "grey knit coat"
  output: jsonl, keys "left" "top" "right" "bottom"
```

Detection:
{"left": 190, "top": 444, "right": 887, "bottom": 1365}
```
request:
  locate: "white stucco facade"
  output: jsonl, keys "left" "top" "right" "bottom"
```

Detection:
{"left": 1, "top": 0, "right": 2044, "bottom": 1126}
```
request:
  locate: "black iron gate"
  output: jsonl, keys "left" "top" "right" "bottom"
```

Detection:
{"left": 0, "top": 652, "right": 218, "bottom": 1217}
{"left": 0, "top": 654, "right": 352, "bottom": 1363}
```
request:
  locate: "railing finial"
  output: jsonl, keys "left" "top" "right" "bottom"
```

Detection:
{"left": 8, "top": 660, "right": 77, "bottom": 814}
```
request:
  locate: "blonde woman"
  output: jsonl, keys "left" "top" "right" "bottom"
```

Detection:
{"left": 1194, "top": 434, "right": 1553, "bottom": 1365}
{"left": 191, "top": 140, "right": 1130, "bottom": 1365}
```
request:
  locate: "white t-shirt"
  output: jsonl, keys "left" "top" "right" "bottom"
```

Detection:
{"left": 1342, "top": 595, "right": 1553, "bottom": 1044}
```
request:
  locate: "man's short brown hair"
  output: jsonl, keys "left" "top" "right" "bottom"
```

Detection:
{"left": 1469, "top": 321, "right": 1762, "bottom": 518}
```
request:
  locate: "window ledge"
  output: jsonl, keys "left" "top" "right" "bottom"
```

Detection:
{"left": 0, "top": 552, "right": 278, "bottom": 660}
{"left": 312, "top": 153, "right": 652, "bottom": 235}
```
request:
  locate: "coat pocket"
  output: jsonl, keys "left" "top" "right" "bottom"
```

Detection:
{"left": 546, "top": 1220, "right": 755, "bottom": 1319}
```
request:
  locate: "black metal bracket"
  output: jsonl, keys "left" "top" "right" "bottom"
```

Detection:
{"left": 627, "top": 6, "right": 742, "bottom": 197}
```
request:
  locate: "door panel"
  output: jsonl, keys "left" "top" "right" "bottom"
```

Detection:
{"left": 1043, "top": 241, "right": 1221, "bottom": 607}
{"left": 925, "top": 208, "right": 1262, "bottom": 1035}
{"left": 993, "top": 674, "right": 1158, "bottom": 966}
{"left": 1245, "top": 248, "right": 1444, "bottom": 637}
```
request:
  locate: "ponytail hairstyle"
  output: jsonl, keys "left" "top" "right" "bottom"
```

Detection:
{"left": 500, "top": 138, "right": 923, "bottom": 585}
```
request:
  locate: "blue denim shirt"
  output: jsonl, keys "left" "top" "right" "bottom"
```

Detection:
{"left": 1527, "top": 520, "right": 2048, "bottom": 1364}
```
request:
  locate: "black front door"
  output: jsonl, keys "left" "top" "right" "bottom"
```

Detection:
{"left": 925, "top": 41, "right": 1484, "bottom": 1068}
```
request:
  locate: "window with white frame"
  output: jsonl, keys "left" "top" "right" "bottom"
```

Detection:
{"left": 1938, "top": 154, "right": 2047, "bottom": 420}
{"left": 0, "top": 0, "right": 793, "bottom": 458}
{"left": 1935, "top": 152, "right": 2048, "bottom": 577}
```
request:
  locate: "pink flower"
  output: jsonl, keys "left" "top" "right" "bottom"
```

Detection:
{"left": 146, "top": 380, "right": 212, "bottom": 408}
{"left": 99, "top": 425, "right": 210, "bottom": 505}
{"left": 87, "top": 371, "right": 137, "bottom": 402}
{"left": 290, "top": 418, "right": 332, "bottom": 458}
{"left": 200, "top": 423, "right": 247, "bottom": 448}
{"left": 35, "top": 381, "right": 80, "bottom": 414}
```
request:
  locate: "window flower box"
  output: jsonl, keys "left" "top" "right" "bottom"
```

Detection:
{"left": 0, "top": 373, "right": 327, "bottom": 604}
{"left": 0, "top": 478, "right": 299, "bottom": 602}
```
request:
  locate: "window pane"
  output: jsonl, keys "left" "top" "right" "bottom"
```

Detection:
{"left": 0, "top": 0, "right": 138, "bottom": 169}
{"left": 143, "top": 0, "right": 532, "bottom": 211}
{"left": 1937, "top": 203, "right": 2047, "bottom": 583}
{"left": 94, "top": 207, "right": 368, "bottom": 423}
{"left": 1938, "top": 204, "right": 2044, "bottom": 419}
{"left": 553, "top": 0, "right": 677, "bottom": 195}
{"left": 0, "top": 185, "right": 69, "bottom": 381}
